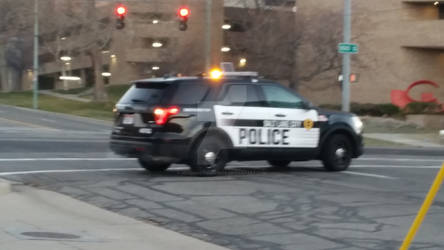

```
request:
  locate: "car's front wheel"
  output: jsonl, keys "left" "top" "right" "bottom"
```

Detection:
{"left": 138, "top": 158, "right": 171, "bottom": 172}
{"left": 321, "top": 134, "right": 352, "bottom": 171}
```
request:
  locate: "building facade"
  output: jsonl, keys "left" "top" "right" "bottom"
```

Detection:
{"left": 296, "top": 0, "right": 444, "bottom": 105}
{"left": 8, "top": 0, "right": 444, "bottom": 107}
{"left": 21, "top": 0, "right": 223, "bottom": 90}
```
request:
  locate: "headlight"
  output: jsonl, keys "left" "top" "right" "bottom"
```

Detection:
{"left": 351, "top": 116, "right": 363, "bottom": 134}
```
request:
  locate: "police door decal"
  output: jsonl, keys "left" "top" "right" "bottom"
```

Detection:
{"left": 214, "top": 105, "right": 320, "bottom": 148}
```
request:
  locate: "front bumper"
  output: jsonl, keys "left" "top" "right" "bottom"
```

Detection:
{"left": 353, "top": 134, "right": 364, "bottom": 158}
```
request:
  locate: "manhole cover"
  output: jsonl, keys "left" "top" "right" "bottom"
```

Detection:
{"left": 21, "top": 232, "right": 81, "bottom": 239}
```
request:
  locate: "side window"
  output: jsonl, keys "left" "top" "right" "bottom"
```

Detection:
{"left": 166, "top": 83, "right": 209, "bottom": 105}
{"left": 261, "top": 85, "right": 304, "bottom": 108}
{"left": 221, "top": 84, "right": 262, "bottom": 106}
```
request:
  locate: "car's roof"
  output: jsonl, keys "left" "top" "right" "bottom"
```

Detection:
{"left": 132, "top": 76, "right": 277, "bottom": 85}
{"left": 132, "top": 77, "right": 199, "bottom": 84}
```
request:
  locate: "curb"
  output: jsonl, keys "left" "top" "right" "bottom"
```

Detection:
{"left": 0, "top": 103, "right": 112, "bottom": 126}
{"left": 365, "top": 147, "right": 444, "bottom": 156}
{"left": 0, "top": 179, "right": 11, "bottom": 195}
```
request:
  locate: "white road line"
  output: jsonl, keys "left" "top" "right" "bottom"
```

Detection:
{"left": 359, "top": 157, "right": 444, "bottom": 163}
{"left": 40, "top": 118, "right": 57, "bottom": 123}
{"left": 0, "top": 168, "right": 144, "bottom": 176}
{"left": 342, "top": 171, "right": 397, "bottom": 179}
{"left": 0, "top": 158, "right": 136, "bottom": 162}
{"left": 353, "top": 165, "right": 441, "bottom": 169}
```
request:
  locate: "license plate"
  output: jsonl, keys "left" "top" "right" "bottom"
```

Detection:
{"left": 122, "top": 115, "right": 134, "bottom": 125}
{"left": 139, "top": 128, "right": 152, "bottom": 134}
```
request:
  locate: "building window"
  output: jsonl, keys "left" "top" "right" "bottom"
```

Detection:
{"left": 439, "top": 4, "right": 444, "bottom": 19}
{"left": 132, "top": 13, "right": 172, "bottom": 24}
{"left": 223, "top": 20, "right": 247, "bottom": 32}
{"left": 264, "top": 0, "right": 295, "bottom": 7}
{"left": 141, "top": 38, "right": 168, "bottom": 49}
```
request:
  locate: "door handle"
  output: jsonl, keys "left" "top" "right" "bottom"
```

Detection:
{"left": 275, "top": 114, "right": 286, "bottom": 118}
{"left": 222, "top": 112, "right": 234, "bottom": 116}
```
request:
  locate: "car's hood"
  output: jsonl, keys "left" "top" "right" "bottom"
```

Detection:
{"left": 317, "top": 108, "right": 354, "bottom": 117}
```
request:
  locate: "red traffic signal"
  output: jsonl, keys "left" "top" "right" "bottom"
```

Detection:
{"left": 115, "top": 4, "right": 127, "bottom": 17}
{"left": 178, "top": 7, "right": 190, "bottom": 18}
{"left": 177, "top": 7, "right": 190, "bottom": 31}
{"left": 114, "top": 4, "right": 127, "bottom": 30}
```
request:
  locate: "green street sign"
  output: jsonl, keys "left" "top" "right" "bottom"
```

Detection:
{"left": 338, "top": 43, "right": 359, "bottom": 54}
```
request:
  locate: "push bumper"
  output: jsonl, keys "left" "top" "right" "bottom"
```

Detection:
{"left": 353, "top": 134, "right": 364, "bottom": 158}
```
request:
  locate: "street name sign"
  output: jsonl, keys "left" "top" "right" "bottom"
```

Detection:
{"left": 338, "top": 43, "right": 359, "bottom": 54}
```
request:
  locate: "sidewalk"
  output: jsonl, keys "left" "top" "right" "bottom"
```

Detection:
{"left": 365, "top": 133, "right": 444, "bottom": 148}
{"left": 0, "top": 179, "right": 228, "bottom": 250}
{"left": 39, "top": 90, "right": 91, "bottom": 103}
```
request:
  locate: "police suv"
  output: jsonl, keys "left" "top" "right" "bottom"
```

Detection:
{"left": 110, "top": 72, "right": 364, "bottom": 176}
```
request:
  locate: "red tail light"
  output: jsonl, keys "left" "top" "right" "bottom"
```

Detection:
{"left": 154, "top": 106, "right": 180, "bottom": 125}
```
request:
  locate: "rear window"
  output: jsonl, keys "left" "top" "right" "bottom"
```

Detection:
{"left": 161, "top": 82, "right": 210, "bottom": 105}
{"left": 118, "top": 82, "right": 169, "bottom": 105}
{"left": 118, "top": 81, "right": 209, "bottom": 106}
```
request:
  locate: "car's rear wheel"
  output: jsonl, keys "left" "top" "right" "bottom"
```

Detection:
{"left": 267, "top": 160, "right": 291, "bottom": 168}
{"left": 190, "top": 135, "right": 229, "bottom": 177}
{"left": 321, "top": 134, "right": 352, "bottom": 171}
{"left": 138, "top": 158, "right": 171, "bottom": 172}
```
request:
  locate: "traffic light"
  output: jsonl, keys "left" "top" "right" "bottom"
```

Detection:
{"left": 115, "top": 4, "right": 127, "bottom": 30}
{"left": 178, "top": 7, "right": 190, "bottom": 31}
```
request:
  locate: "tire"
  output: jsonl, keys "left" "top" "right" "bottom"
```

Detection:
{"left": 321, "top": 134, "right": 352, "bottom": 171}
{"left": 268, "top": 160, "right": 291, "bottom": 168}
{"left": 138, "top": 158, "right": 171, "bottom": 172}
{"left": 190, "top": 135, "right": 229, "bottom": 177}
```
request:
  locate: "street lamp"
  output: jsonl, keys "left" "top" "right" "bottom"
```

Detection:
{"left": 221, "top": 46, "right": 231, "bottom": 52}
{"left": 152, "top": 42, "right": 163, "bottom": 48}
{"left": 222, "top": 24, "right": 232, "bottom": 30}
{"left": 60, "top": 56, "right": 72, "bottom": 61}
{"left": 239, "top": 58, "right": 247, "bottom": 67}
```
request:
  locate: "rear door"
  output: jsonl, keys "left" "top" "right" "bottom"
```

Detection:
{"left": 214, "top": 83, "right": 278, "bottom": 147}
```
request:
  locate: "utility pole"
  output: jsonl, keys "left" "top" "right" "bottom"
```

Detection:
{"left": 33, "top": 0, "right": 39, "bottom": 109}
{"left": 205, "top": 0, "right": 212, "bottom": 71}
{"left": 341, "top": 0, "right": 351, "bottom": 112}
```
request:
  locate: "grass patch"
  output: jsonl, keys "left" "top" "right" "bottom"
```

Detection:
{"left": 364, "top": 137, "right": 410, "bottom": 147}
{"left": 53, "top": 87, "right": 91, "bottom": 95}
{"left": 0, "top": 85, "right": 132, "bottom": 121}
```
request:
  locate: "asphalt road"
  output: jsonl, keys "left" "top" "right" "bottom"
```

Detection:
{"left": 1, "top": 104, "right": 444, "bottom": 250}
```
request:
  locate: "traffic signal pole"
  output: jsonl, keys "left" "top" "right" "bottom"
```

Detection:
{"left": 33, "top": 0, "right": 39, "bottom": 109}
{"left": 342, "top": 0, "right": 351, "bottom": 112}
{"left": 205, "top": 0, "right": 212, "bottom": 71}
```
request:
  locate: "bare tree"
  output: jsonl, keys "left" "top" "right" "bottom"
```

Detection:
{"left": 295, "top": 8, "right": 343, "bottom": 91}
{"left": 223, "top": 1, "right": 343, "bottom": 91}
{"left": 39, "top": 0, "right": 113, "bottom": 101}
{"left": 0, "top": 0, "right": 33, "bottom": 92}
{"left": 224, "top": 3, "right": 301, "bottom": 87}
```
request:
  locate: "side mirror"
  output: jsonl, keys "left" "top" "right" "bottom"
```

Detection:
{"left": 302, "top": 101, "right": 315, "bottom": 110}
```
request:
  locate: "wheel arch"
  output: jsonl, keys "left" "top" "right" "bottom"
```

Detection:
{"left": 186, "top": 127, "right": 234, "bottom": 158}
{"left": 319, "top": 124, "right": 359, "bottom": 158}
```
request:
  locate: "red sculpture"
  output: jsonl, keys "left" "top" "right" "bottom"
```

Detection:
{"left": 390, "top": 80, "right": 441, "bottom": 109}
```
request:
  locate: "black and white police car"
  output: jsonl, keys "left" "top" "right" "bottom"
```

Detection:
{"left": 110, "top": 71, "right": 364, "bottom": 176}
